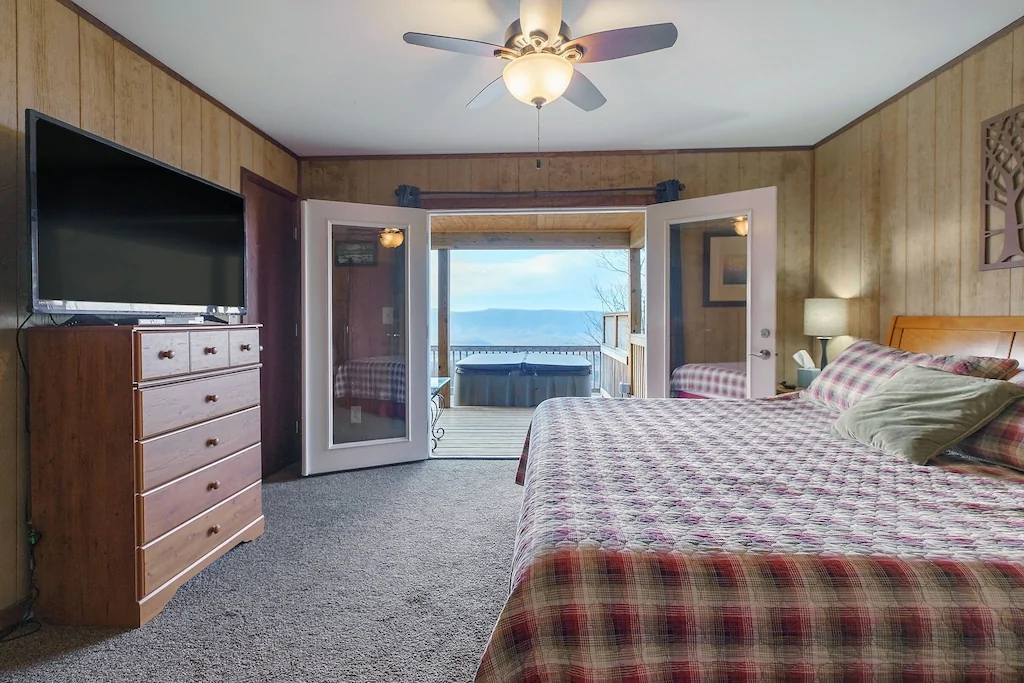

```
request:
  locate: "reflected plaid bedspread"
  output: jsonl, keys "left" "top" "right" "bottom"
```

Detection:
{"left": 671, "top": 362, "right": 746, "bottom": 399}
{"left": 333, "top": 356, "right": 406, "bottom": 403}
{"left": 477, "top": 397, "right": 1024, "bottom": 682}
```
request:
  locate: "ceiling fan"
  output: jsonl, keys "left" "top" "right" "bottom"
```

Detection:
{"left": 403, "top": 0, "right": 678, "bottom": 111}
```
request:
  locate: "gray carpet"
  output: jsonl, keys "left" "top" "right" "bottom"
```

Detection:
{"left": 0, "top": 460, "right": 522, "bottom": 683}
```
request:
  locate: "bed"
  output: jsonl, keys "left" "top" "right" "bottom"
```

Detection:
{"left": 454, "top": 352, "right": 592, "bottom": 407}
{"left": 670, "top": 360, "right": 746, "bottom": 398}
{"left": 476, "top": 316, "right": 1024, "bottom": 682}
{"left": 333, "top": 355, "right": 406, "bottom": 418}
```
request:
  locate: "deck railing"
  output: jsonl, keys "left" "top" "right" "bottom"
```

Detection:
{"left": 629, "top": 334, "right": 647, "bottom": 398}
{"left": 431, "top": 345, "right": 602, "bottom": 391}
{"left": 599, "top": 312, "right": 646, "bottom": 397}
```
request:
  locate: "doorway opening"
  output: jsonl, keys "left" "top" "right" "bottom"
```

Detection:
{"left": 300, "top": 187, "right": 776, "bottom": 475}
{"left": 427, "top": 209, "right": 644, "bottom": 458}
{"left": 241, "top": 171, "right": 301, "bottom": 477}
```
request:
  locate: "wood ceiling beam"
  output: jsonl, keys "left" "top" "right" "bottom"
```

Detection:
{"left": 431, "top": 231, "right": 631, "bottom": 250}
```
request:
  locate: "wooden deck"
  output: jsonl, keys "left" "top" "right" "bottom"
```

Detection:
{"left": 431, "top": 407, "right": 535, "bottom": 459}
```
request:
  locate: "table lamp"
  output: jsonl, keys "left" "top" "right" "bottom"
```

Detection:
{"left": 804, "top": 298, "right": 850, "bottom": 368}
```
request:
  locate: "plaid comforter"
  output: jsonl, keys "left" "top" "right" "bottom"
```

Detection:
{"left": 477, "top": 396, "right": 1024, "bottom": 682}
{"left": 670, "top": 362, "right": 746, "bottom": 399}
{"left": 333, "top": 356, "right": 406, "bottom": 403}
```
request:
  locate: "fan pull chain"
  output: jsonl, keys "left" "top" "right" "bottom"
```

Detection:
{"left": 536, "top": 103, "right": 542, "bottom": 170}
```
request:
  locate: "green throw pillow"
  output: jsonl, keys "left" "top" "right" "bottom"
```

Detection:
{"left": 830, "top": 364, "right": 1024, "bottom": 465}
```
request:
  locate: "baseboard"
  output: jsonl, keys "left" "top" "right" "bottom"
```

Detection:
{"left": 0, "top": 598, "right": 29, "bottom": 631}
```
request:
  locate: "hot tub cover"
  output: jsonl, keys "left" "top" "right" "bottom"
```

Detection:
{"left": 455, "top": 353, "right": 592, "bottom": 376}
{"left": 455, "top": 353, "right": 527, "bottom": 373}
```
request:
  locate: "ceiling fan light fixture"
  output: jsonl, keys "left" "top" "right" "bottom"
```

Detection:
{"left": 502, "top": 52, "right": 574, "bottom": 107}
{"left": 379, "top": 227, "right": 405, "bottom": 248}
{"left": 519, "top": 0, "right": 562, "bottom": 47}
{"left": 733, "top": 216, "right": 749, "bottom": 237}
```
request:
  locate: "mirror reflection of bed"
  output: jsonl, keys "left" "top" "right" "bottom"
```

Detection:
{"left": 331, "top": 224, "right": 409, "bottom": 445}
{"left": 669, "top": 217, "right": 748, "bottom": 399}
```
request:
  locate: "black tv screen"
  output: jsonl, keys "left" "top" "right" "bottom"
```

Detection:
{"left": 27, "top": 111, "right": 246, "bottom": 316}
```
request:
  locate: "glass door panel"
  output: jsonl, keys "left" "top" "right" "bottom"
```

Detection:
{"left": 668, "top": 219, "right": 748, "bottom": 398}
{"left": 330, "top": 224, "right": 408, "bottom": 446}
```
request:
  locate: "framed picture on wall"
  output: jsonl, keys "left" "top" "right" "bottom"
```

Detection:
{"left": 703, "top": 231, "right": 746, "bottom": 307}
{"left": 334, "top": 240, "right": 378, "bottom": 266}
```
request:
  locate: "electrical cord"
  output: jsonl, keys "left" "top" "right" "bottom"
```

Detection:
{"left": 15, "top": 315, "right": 30, "bottom": 379}
{"left": 0, "top": 531, "right": 41, "bottom": 643}
{"left": 2, "top": 315, "right": 43, "bottom": 643}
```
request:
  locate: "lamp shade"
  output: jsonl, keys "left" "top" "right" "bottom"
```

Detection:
{"left": 804, "top": 298, "right": 850, "bottom": 338}
{"left": 502, "top": 53, "right": 574, "bottom": 106}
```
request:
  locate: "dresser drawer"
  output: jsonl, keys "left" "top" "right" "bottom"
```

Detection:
{"left": 139, "top": 482, "right": 262, "bottom": 596}
{"left": 189, "top": 330, "right": 230, "bottom": 373}
{"left": 229, "top": 329, "right": 260, "bottom": 367}
{"left": 137, "top": 369, "right": 261, "bottom": 439}
{"left": 138, "top": 445, "right": 261, "bottom": 544}
{"left": 136, "top": 332, "right": 190, "bottom": 380}
{"left": 138, "top": 406, "right": 261, "bottom": 490}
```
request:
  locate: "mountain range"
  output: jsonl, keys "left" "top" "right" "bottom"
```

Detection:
{"left": 429, "top": 308, "right": 602, "bottom": 346}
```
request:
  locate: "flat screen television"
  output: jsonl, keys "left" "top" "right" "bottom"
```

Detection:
{"left": 26, "top": 110, "right": 247, "bottom": 317}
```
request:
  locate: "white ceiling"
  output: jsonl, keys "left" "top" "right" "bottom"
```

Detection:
{"left": 75, "top": 0, "right": 1023, "bottom": 156}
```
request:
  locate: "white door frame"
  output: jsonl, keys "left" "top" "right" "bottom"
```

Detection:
{"left": 301, "top": 199, "right": 430, "bottom": 476}
{"left": 645, "top": 187, "right": 778, "bottom": 399}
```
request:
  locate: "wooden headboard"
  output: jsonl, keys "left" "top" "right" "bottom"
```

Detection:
{"left": 885, "top": 316, "right": 1024, "bottom": 365}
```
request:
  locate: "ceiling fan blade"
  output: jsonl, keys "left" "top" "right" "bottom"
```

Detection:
{"left": 520, "top": 0, "right": 562, "bottom": 45}
{"left": 466, "top": 76, "right": 508, "bottom": 109}
{"left": 403, "top": 32, "right": 503, "bottom": 58}
{"left": 573, "top": 23, "right": 678, "bottom": 63}
{"left": 562, "top": 70, "right": 606, "bottom": 111}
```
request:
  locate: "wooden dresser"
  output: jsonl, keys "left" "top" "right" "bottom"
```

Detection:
{"left": 28, "top": 324, "right": 265, "bottom": 627}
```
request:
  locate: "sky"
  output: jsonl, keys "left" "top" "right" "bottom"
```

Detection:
{"left": 429, "top": 250, "right": 626, "bottom": 312}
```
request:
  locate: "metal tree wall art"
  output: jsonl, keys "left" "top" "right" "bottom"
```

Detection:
{"left": 981, "top": 104, "right": 1024, "bottom": 270}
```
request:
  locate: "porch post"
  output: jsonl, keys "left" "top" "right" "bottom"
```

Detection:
{"left": 628, "top": 248, "right": 642, "bottom": 334}
{"left": 437, "top": 248, "right": 451, "bottom": 402}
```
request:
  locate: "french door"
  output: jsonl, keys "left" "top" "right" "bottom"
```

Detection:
{"left": 645, "top": 187, "right": 778, "bottom": 398}
{"left": 301, "top": 200, "right": 430, "bottom": 475}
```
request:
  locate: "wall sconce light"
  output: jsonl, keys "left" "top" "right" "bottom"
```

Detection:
{"left": 733, "top": 216, "right": 749, "bottom": 237}
{"left": 379, "top": 228, "right": 405, "bottom": 249}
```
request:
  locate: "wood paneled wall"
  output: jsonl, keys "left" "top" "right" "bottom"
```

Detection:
{"left": 302, "top": 151, "right": 814, "bottom": 385}
{"left": 813, "top": 26, "right": 1024, "bottom": 354}
{"left": 0, "top": 0, "right": 299, "bottom": 613}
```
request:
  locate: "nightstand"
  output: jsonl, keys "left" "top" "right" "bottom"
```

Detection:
{"left": 777, "top": 384, "right": 802, "bottom": 395}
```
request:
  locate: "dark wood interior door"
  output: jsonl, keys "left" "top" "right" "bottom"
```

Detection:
{"left": 242, "top": 172, "right": 301, "bottom": 477}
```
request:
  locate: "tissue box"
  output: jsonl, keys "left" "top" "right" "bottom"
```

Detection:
{"left": 797, "top": 368, "right": 820, "bottom": 388}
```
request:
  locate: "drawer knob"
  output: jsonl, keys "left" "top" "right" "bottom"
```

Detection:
{"left": 206, "top": 437, "right": 220, "bottom": 447}
{"left": 158, "top": 349, "right": 175, "bottom": 360}
{"left": 204, "top": 346, "right": 218, "bottom": 355}
{"left": 206, "top": 394, "right": 219, "bottom": 403}
{"left": 241, "top": 343, "right": 252, "bottom": 351}
{"left": 208, "top": 480, "right": 221, "bottom": 491}
{"left": 209, "top": 524, "right": 221, "bottom": 535}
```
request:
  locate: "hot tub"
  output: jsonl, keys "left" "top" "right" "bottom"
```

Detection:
{"left": 454, "top": 352, "right": 592, "bottom": 407}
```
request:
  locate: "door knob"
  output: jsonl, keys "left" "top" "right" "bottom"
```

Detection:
{"left": 749, "top": 350, "right": 772, "bottom": 360}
